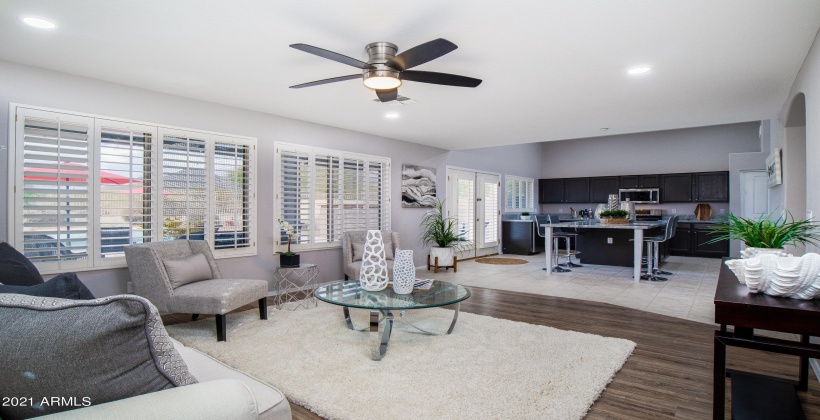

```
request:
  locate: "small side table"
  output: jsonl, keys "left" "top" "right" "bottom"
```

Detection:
{"left": 272, "top": 263, "right": 319, "bottom": 310}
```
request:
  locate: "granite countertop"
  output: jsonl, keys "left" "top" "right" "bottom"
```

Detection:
{"left": 543, "top": 221, "right": 666, "bottom": 230}
{"left": 672, "top": 218, "right": 726, "bottom": 224}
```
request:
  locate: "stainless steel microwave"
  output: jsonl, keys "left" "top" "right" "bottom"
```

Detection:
{"left": 619, "top": 188, "right": 660, "bottom": 204}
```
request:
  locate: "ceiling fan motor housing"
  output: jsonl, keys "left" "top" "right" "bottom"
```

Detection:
{"left": 363, "top": 42, "right": 401, "bottom": 88}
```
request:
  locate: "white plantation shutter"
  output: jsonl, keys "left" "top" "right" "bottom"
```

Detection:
{"left": 213, "top": 141, "right": 253, "bottom": 250}
{"left": 314, "top": 154, "right": 341, "bottom": 244}
{"left": 275, "top": 143, "right": 391, "bottom": 250}
{"left": 484, "top": 181, "right": 499, "bottom": 243}
{"left": 505, "top": 176, "right": 534, "bottom": 211}
{"left": 97, "top": 122, "right": 157, "bottom": 262}
{"left": 161, "top": 133, "right": 208, "bottom": 241}
{"left": 17, "top": 110, "right": 94, "bottom": 270}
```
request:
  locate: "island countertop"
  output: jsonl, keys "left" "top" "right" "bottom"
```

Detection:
{"left": 541, "top": 221, "right": 666, "bottom": 230}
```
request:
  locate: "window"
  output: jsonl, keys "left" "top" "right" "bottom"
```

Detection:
{"left": 9, "top": 105, "right": 256, "bottom": 273}
{"left": 505, "top": 175, "right": 534, "bottom": 211}
{"left": 275, "top": 142, "right": 390, "bottom": 251}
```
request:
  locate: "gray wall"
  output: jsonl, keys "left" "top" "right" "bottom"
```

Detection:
{"left": 727, "top": 120, "right": 769, "bottom": 257}
{"left": 540, "top": 122, "right": 761, "bottom": 178}
{"left": 538, "top": 122, "right": 761, "bottom": 218}
{"left": 0, "top": 60, "right": 540, "bottom": 297}
{"left": 768, "top": 26, "right": 820, "bottom": 255}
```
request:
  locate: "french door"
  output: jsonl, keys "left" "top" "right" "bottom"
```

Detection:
{"left": 446, "top": 168, "right": 500, "bottom": 259}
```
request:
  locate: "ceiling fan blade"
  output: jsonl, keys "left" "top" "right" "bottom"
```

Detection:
{"left": 376, "top": 88, "right": 398, "bottom": 102}
{"left": 386, "top": 38, "right": 458, "bottom": 71}
{"left": 290, "top": 44, "right": 375, "bottom": 70}
{"left": 400, "top": 71, "right": 482, "bottom": 87}
{"left": 289, "top": 74, "right": 361, "bottom": 89}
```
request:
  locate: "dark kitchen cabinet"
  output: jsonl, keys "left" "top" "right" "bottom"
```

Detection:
{"left": 564, "top": 178, "right": 590, "bottom": 203}
{"left": 694, "top": 171, "right": 729, "bottom": 202}
{"left": 693, "top": 224, "right": 729, "bottom": 257}
{"left": 668, "top": 222, "right": 692, "bottom": 254}
{"left": 590, "top": 177, "right": 620, "bottom": 203}
{"left": 639, "top": 175, "right": 660, "bottom": 188}
{"left": 661, "top": 173, "right": 693, "bottom": 203}
{"left": 669, "top": 222, "right": 729, "bottom": 258}
{"left": 538, "top": 179, "right": 564, "bottom": 203}
{"left": 620, "top": 174, "right": 660, "bottom": 189}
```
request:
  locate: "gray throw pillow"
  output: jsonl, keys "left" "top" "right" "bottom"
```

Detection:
{"left": 353, "top": 236, "right": 394, "bottom": 261}
{"left": 0, "top": 294, "right": 197, "bottom": 419}
{"left": 352, "top": 242, "right": 365, "bottom": 262}
{"left": 164, "top": 253, "right": 213, "bottom": 288}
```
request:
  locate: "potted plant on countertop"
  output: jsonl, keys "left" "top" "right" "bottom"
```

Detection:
{"left": 277, "top": 218, "right": 300, "bottom": 267}
{"left": 599, "top": 209, "right": 630, "bottom": 225}
{"left": 520, "top": 212, "right": 532, "bottom": 221}
{"left": 420, "top": 199, "right": 470, "bottom": 271}
{"left": 705, "top": 211, "right": 820, "bottom": 258}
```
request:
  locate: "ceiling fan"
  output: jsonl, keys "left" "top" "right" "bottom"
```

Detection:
{"left": 288, "top": 38, "right": 482, "bottom": 102}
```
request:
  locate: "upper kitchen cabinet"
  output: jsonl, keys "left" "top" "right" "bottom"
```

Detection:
{"left": 661, "top": 173, "right": 693, "bottom": 203}
{"left": 538, "top": 179, "right": 565, "bottom": 203}
{"left": 590, "top": 177, "right": 620, "bottom": 203}
{"left": 563, "top": 178, "right": 590, "bottom": 203}
{"left": 619, "top": 174, "right": 660, "bottom": 189}
{"left": 694, "top": 171, "right": 729, "bottom": 202}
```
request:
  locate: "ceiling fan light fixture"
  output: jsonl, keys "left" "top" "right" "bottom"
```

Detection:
{"left": 363, "top": 76, "right": 402, "bottom": 90}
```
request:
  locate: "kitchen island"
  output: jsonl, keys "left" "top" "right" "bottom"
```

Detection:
{"left": 540, "top": 220, "right": 666, "bottom": 283}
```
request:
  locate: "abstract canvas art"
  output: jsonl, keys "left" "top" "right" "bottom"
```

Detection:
{"left": 402, "top": 165, "right": 436, "bottom": 207}
{"left": 766, "top": 148, "right": 783, "bottom": 187}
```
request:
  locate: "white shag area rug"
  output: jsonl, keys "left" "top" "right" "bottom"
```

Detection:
{"left": 166, "top": 302, "right": 635, "bottom": 420}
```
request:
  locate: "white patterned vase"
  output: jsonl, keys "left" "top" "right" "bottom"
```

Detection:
{"left": 359, "top": 230, "right": 389, "bottom": 291}
{"left": 392, "top": 249, "right": 415, "bottom": 294}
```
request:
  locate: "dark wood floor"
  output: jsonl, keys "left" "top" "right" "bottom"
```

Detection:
{"left": 163, "top": 287, "right": 820, "bottom": 419}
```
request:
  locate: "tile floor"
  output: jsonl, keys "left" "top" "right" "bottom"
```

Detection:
{"left": 425, "top": 254, "right": 721, "bottom": 325}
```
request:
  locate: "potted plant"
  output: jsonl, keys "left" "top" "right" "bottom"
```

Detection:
{"left": 705, "top": 211, "right": 820, "bottom": 258}
{"left": 420, "top": 199, "right": 469, "bottom": 266}
{"left": 520, "top": 211, "right": 532, "bottom": 221}
{"left": 599, "top": 209, "right": 630, "bottom": 225}
{"left": 277, "top": 218, "right": 300, "bottom": 267}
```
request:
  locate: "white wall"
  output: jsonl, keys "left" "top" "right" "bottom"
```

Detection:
{"left": 0, "top": 60, "right": 540, "bottom": 297}
{"left": 769, "top": 26, "right": 820, "bottom": 255}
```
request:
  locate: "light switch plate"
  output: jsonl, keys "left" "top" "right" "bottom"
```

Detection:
{"left": 671, "top": 208, "right": 677, "bottom": 214}
{"left": 607, "top": 237, "right": 613, "bottom": 244}
{"left": 720, "top": 209, "right": 725, "bottom": 214}
{"left": 559, "top": 208, "right": 563, "bottom": 213}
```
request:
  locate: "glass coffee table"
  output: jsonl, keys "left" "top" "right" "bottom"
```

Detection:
{"left": 315, "top": 280, "right": 471, "bottom": 361}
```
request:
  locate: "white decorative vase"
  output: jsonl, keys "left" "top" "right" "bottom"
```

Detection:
{"left": 740, "top": 247, "right": 791, "bottom": 259}
{"left": 392, "top": 249, "right": 415, "bottom": 294}
{"left": 430, "top": 246, "right": 455, "bottom": 266}
{"left": 359, "top": 230, "right": 389, "bottom": 291}
{"left": 725, "top": 253, "right": 820, "bottom": 299}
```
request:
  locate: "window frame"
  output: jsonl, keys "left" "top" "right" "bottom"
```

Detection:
{"left": 274, "top": 142, "right": 391, "bottom": 253}
{"left": 7, "top": 103, "right": 257, "bottom": 274}
{"left": 505, "top": 175, "right": 535, "bottom": 212}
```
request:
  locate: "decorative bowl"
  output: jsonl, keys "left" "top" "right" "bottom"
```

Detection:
{"left": 725, "top": 253, "right": 820, "bottom": 299}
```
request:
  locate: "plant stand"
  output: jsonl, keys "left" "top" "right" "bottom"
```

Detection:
{"left": 427, "top": 255, "right": 458, "bottom": 273}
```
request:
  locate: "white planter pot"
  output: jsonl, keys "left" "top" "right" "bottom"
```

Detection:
{"left": 430, "top": 247, "right": 455, "bottom": 266}
{"left": 520, "top": 215, "right": 532, "bottom": 221}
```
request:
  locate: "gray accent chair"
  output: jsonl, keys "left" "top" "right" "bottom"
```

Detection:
{"left": 124, "top": 240, "right": 268, "bottom": 341}
{"left": 341, "top": 230, "right": 400, "bottom": 280}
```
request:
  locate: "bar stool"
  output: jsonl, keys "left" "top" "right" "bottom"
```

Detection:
{"left": 535, "top": 215, "right": 570, "bottom": 273}
{"left": 641, "top": 216, "right": 678, "bottom": 282}
{"left": 557, "top": 226, "right": 582, "bottom": 268}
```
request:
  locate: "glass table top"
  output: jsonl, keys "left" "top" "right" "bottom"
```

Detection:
{"left": 315, "top": 280, "right": 470, "bottom": 310}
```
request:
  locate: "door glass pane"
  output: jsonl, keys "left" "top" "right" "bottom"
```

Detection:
{"left": 484, "top": 181, "right": 498, "bottom": 244}
{"left": 456, "top": 178, "right": 474, "bottom": 244}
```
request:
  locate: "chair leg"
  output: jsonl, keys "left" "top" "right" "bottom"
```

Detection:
{"left": 259, "top": 298, "right": 268, "bottom": 320}
{"left": 192, "top": 314, "right": 199, "bottom": 321}
{"left": 216, "top": 314, "right": 227, "bottom": 342}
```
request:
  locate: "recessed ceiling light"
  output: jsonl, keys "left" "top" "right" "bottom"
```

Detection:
{"left": 627, "top": 66, "right": 653, "bottom": 75}
{"left": 21, "top": 16, "right": 56, "bottom": 29}
{"left": 600, "top": 128, "right": 609, "bottom": 131}
{"left": 385, "top": 112, "right": 400, "bottom": 119}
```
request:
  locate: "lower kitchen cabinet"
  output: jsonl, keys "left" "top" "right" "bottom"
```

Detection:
{"left": 669, "top": 222, "right": 729, "bottom": 258}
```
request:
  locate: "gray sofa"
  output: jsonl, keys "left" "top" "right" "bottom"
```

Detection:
{"left": 341, "top": 230, "right": 400, "bottom": 280}
{"left": 0, "top": 293, "right": 291, "bottom": 420}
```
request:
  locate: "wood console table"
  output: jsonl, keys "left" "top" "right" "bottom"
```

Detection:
{"left": 714, "top": 259, "right": 820, "bottom": 419}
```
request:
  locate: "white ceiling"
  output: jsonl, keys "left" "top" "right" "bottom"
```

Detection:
{"left": 1, "top": 1, "right": 819, "bottom": 150}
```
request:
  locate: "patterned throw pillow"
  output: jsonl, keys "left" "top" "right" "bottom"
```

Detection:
{"left": 0, "top": 294, "right": 197, "bottom": 419}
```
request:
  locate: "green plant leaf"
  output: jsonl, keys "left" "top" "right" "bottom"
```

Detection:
{"left": 703, "top": 210, "right": 820, "bottom": 249}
